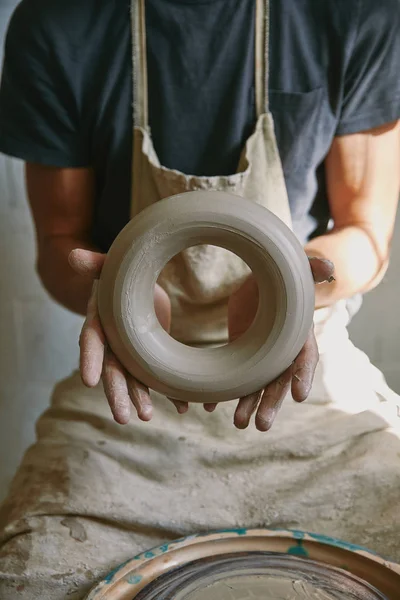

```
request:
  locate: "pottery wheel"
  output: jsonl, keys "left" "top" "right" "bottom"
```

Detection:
{"left": 134, "top": 553, "right": 387, "bottom": 599}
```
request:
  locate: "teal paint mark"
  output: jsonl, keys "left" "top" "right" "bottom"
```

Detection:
{"left": 130, "top": 529, "right": 249, "bottom": 565}
{"left": 287, "top": 540, "right": 309, "bottom": 557}
{"left": 127, "top": 574, "right": 143, "bottom": 585}
{"left": 271, "top": 529, "right": 383, "bottom": 558}
{"left": 214, "top": 529, "right": 248, "bottom": 535}
{"left": 186, "top": 528, "right": 248, "bottom": 540}
{"left": 273, "top": 528, "right": 306, "bottom": 540}
{"left": 103, "top": 559, "right": 130, "bottom": 583}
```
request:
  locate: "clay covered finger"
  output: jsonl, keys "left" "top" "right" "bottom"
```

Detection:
{"left": 168, "top": 398, "right": 189, "bottom": 414}
{"left": 291, "top": 329, "right": 319, "bottom": 402}
{"left": 80, "top": 281, "right": 105, "bottom": 387}
{"left": 69, "top": 249, "right": 106, "bottom": 279}
{"left": 255, "top": 367, "right": 292, "bottom": 431}
{"left": 234, "top": 390, "right": 263, "bottom": 429}
{"left": 127, "top": 375, "right": 153, "bottom": 421}
{"left": 102, "top": 346, "right": 132, "bottom": 425}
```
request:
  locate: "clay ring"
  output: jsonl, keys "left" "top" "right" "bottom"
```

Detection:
{"left": 98, "top": 191, "right": 315, "bottom": 403}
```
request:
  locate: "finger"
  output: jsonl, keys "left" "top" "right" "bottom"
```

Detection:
{"left": 69, "top": 249, "right": 106, "bottom": 279}
{"left": 127, "top": 375, "right": 153, "bottom": 421}
{"left": 292, "top": 328, "right": 319, "bottom": 402}
{"left": 234, "top": 390, "right": 263, "bottom": 429}
{"left": 255, "top": 367, "right": 292, "bottom": 432}
{"left": 308, "top": 256, "right": 335, "bottom": 284}
{"left": 102, "top": 347, "right": 131, "bottom": 425}
{"left": 204, "top": 403, "right": 217, "bottom": 412}
{"left": 79, "top": 281, "right": 105, "bottom": 387}
{"left": 167, "top": 398, "right": 189, "bottom": 414}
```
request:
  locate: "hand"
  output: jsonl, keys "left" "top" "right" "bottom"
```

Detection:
{"left": 69, "top": 249, "right": 171, "bottom": 425}
{"left": 227, "top": 257, "right": 335, "bottom": 431}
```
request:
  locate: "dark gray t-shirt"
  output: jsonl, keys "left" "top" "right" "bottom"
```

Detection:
{"left": 0, "top": 0, "right": 399, "bottom": 251}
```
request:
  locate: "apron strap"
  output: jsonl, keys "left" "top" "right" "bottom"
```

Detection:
{"left": 255, "top": 0, "right": 270, "bottom": 116}
{"left": 132, "top": 0, "right": 270, "bottom": 127}
{"left": 132, "top": 0, "right": 149, "bottom": 129}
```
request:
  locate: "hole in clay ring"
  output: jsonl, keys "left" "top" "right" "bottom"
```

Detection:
{"left": 97, "top": 191, "right": 315, "bottom": 403}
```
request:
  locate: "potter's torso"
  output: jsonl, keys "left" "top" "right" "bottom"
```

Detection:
{"left": 5, "top": 0, "right": 390, "bottom": 250}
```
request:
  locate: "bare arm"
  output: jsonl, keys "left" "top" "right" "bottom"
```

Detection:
{"left": 26, "top": 162, "right": 172, "bottom": 424}
{"left": 305, "top": 120, "right": 400, "bottom": 308}
{"left": 25, "top": 164, "right": 98, "bottom": 315}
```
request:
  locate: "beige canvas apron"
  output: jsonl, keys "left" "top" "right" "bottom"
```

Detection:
{"left": 0, "top": 2, "right": 399, "bottom": 599}
{"left": 131, "top": 0, "right": 291, "bottom": 344}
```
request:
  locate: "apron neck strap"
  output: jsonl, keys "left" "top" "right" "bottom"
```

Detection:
{"left": 131, "top": 0, "right": 270, "bottom": 128}
{"left": 132, "top": 0, "right": 148, "bottom": 129}
{"left": 255, "top": 0, "right": 270, "bottom": 116}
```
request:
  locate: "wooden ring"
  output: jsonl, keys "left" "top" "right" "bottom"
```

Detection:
{"left": 98, "top": 191, "right": 315, "bottom": 403}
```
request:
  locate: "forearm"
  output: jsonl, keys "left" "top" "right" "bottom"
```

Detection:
{"left": 37, "top": 236, "right": 99, "bottom": 315}
{"left": 305, "top": 224, "right": 389, "bottom": 309}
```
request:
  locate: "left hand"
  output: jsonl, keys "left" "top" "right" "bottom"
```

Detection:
{"left": 171, "top": 257, "right": 334, "bottom": 426}
{"left": 221, "top": 256, "right": 335, "bottom": 431}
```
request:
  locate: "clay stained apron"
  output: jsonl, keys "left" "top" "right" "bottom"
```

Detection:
{"left": 131, "top": 0, "right": 291, "bottom": 345}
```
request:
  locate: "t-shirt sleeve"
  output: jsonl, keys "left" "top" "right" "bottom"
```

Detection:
{"left": 336, "top": 0, "right": 400, "bottom": 135}
{"left": 0, "top": 1, "right": 89, "bottom": 167}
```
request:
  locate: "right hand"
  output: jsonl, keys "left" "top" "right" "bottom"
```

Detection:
{"left": 69, "top": 249, "right": 172, "bottom": 424}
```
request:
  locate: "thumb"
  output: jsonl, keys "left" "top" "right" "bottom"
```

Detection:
{"left": 308, "top": 256, "right": 335, "bottom": 284}
{"left": 69, "top": 249, "right": 106, "bottom": 279}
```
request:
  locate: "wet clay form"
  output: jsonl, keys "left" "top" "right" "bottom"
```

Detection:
{"left": 86, "top": 529, "right": 400, "bottom": 600}
{"left": 98, "top": 191, "right": 315, "bottom": 402}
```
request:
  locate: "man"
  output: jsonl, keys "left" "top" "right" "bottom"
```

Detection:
{"left": 0, "top": 0, "right": 399, "bottom": 598}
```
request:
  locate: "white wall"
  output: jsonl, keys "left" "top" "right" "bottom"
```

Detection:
{"left": 0, "top": 0, "right": 399, "bottom": 503}
{"left": 0, "top": 155, "right": 83, "bottom": 501}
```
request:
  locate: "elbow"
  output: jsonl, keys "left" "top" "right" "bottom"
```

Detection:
{"left": 357, "top": 224, "right": 392, "bottom": 293}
